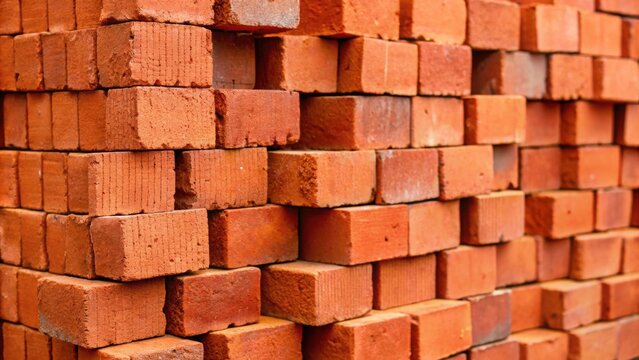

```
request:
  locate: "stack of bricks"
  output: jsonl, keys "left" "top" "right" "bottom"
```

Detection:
{"left": 0, "top": 0, "right": 638, "bottom": 358}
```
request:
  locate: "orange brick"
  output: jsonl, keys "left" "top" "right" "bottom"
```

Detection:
{"left": 520, "top": 147, "right": 561, "bottom": 192}
{"left": 177, "top": 148, "right": 267, "bottom": 210}
{"left": 92, "top": 210, "right": 208, "bottom": 281}
{"left": 0, "top": 264, "right": 19, "bottom": 322}
{"left": 3, "top": 94, "right": 28, "bottom": 148}
{"left": 461, "top": 191, "right": 525, "bottom": 245}
{"left": 410, "top": 97, "right": 464, "bottom": 147}
{"left": 579, "top": 10, "right": 622, "bottom": 56}
{"left": 62, "top": 215, "right": 96, "bottom": 279}
{"left": 17, "top": 152, "right": 44, "bottom": 209}
{"left": 2, "top": 323, "right": 26, "bottom": 359}
{"left": 0, "top": 0, "right": 21, "bottom": 34}
{"left": 437, "top": 245, "right": 496, "bottom": 299}
{"left": 408, "top": 200, "right": 460, "bottom": 256}
{"left": 255, "top": 35, "right": 338, "bottom": 93}
{"left": 38, "top": 276, "right": 166, "bottom": 349}
{"left": 393, "top": 300, "right": 472, "bottom": 359}
{"left": 618, "top": 315, "right": 639, "bottom": 360}
{"left": 623, "top": 18, "right": 639, "bottom": 58}
{"left": 14, "top": 34, "right": 44, "bottom": 91}
{"left": 41, "top": 153, "right": 68, "bottom": 215}
{"left": 463, "top": 95, "right": 525, "bottom": 145}
{"left": 19, "top": 209, "right": 47, "bottom": 271}
{"left": 513, "top": 0, "right": 594, "bottom": 10}
{"left": 618, "top": 228, "right": 639, "bottom": 273}
{"left": 21, "top": 0, "right": 48, "bottom": 33}
{"left": 52, "top": 338, "right": 77, "bottom": 360}
{"left": 541, "top": 279, "right": 601, "bottom": 330}
{"left": 526, "top": 191, "right": 594, "bottom": 238}
{"left": 601, "top": 273, "right": 639, "bottom": 320}
{"left": 496, "top": 236, "right": 537, "bottom": 287}
{"left": 493, "top": 144, "right": 519, "bottom": 190}
{"left": 214, "top": 0, "right": 300, "bottom": 32}
{"left": 571, "top": 232, "right": 622, "bottom": 280}
{"left": 66, "top": 29, "right": 98, "bottom": 90}
{"left": 621, "top": 148, "right": 639, "bottom": 187}
{"left": 78, "top": 336, "right": 203, "bottom": 360}
{"left": 51, "top": 92, "right": 79, "bottom": 150}
{"left": 595, "top": 188, "right": 632, "bottom": 231}
{"left": 338, "top": 37, "right": 418, "bottom": 96}
{"left": 261, "top": 261, "right": 372, "bottom": 326}
{"left": 562, "top": 146, "right": 620, "bottom": 189}
{"left": 267, "top": 150, "right": 375, "bottom": 208}
{"left": 42, "top": 32, "right": 67, "bottom": 90}
{"left": 303, "top": 312, "right": 411, "bottom": 360}
{"left": 201, "top": 317, "right": 302, "bottom": 360}
{"left": 375, "top": 149, "right": 439, "bottom": 204}
{"left": 209, "top": 205, "right": 298, "bottom": 268}
{"left": 593, "top": 57, "right": 639, "bottom": 102}
{"left": 568, "top": 322, "right": 618, "bottom": 360}
{"left": 300, "top": 205, "right": 408, "bottom": 265}
{"left": 510, "top": 284, "right": 543, "bottom": 332}
{"left": 561, "top": 101, "right": 614, "bottom": 145}
{"left": 100, "top": 0, "right": 214, "bottom": 25}
{"left": 47, "top": 0, "right": 75, "bottom": 31}
{"left": 75, "top": 0, "right": 101, "bottom": 29}
{"left": 418, "top": 42, "right": 471, "bottom": 96}
{"left": 598, "top": 0, "right": 639, "bottom": 15}
{"left": 0, "top": 36, "right": 16, "bottom": 91}
{"left": 213, "top": 31, "right": 256, "bottom": 89}
{"left": 521, "top": 4, "right": 579, "bottom": 52}
{"left": 17, "top": 268, "right": 52, "bottom": 329}
{"left": 546, "top": 54, "right": 593, "bottom": 100}
{"left": 0, "top": 151, "right": 19, "bottom": 207}
{"left": 299, "top": 96, "right": 411, "bottom": 150}
{"left": 26, "top": 93, "right": 52, "bottom": 150}
{"left": 214, "top": 89, "right": 300, "bottom": 148}
{"left": 373, "top": 255, "right": 436, "bottom": 309}
{"left": 0, "top": 209, "right": 21, "bottom": 265}
{"left": 78, "top": 90, "right": 106, "bottom": 151}
{"left": 536, "top": 237, "right": 572, "bottom": 281}
{"left": 44, "top": 214, "right": 66, "bottom": 274}
{"left": 472, "top": 50, "right": 547, "bottom": 99}
{"left": 105, "top": 87, "right": 216, "bottom": 150}
{"left": 438, "top": 145, "right": 493, "bottom": 200}
{"left": 399, "top": 0, "right": 467, "bottom": 43}
{"left": 468, "top": 290, "right": 511, "bottom": 345}
{"left": 466, "top": 0, "right": 520, "bottom": 50}
{"left": 165, "top": 267, "right": 260, "bottom": 337}
{"left": 510, "top": 329, "right": 568, "bottom": 360}
{"left": 27, "top": 326, "right": 53, "bottom": 359}
{"left": 468, "top": 339, "right": 519, "bottom": 360}
{"left": 522, "top": 101, "right": 561, "bottom": 146}
{"left": 615, "top": 104, "right": 639, "bottom": 146}
{"left": 97, "top": 22, "right": 212, "bottom": 88}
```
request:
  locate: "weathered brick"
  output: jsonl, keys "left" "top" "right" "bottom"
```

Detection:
{"left": 418, "top": 42, "right": 471, "bottom": 96}
{"left": 213, "top": 31, "right": 256, "bottom": 89}
{"left": 438, "top": 145, "right": 493, "bottom": 200}
{"left": 472, "top": 50, "right": 547, "bottom": 99}
{"left": 376, "top": 149, "right": 439, "bottom": 204}
{"left": 78, "top": 336, "right": 203, "bottom": 360}
{"left": 468, "top": 290, "right": 511, "bottom": 346}
{"left": 526, "top": 191, "right": 594, "bottom": 238}
{"left": 541, "top": 279, "right": 601, "bottom": 330}
{"left": 214, "top": 0, "right": 300, "bottom": 32}
{"left": 100, "top": 0, "right": 215, "bottom": 25}
{"left": 571, "top": 232, "right": 622, "bottom": 280}
{"left": 461, "top": 190, "right": 525, "bottom": 245}
{"left": 410, "top": 97, "right": 464, "bottom": 147}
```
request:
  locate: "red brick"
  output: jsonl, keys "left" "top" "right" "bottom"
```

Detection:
{"left": 461, "top": 191, "right": 524, "bottom": 245}
{"left": 399, "top": 0, "right": 467, "bottom": 43}
{"left": 497, "top": 236, "right": 537, "bottom": 287}
{"left": 177, "top": 148, "right": 267, "bottom": 209}
{"left": 165, "top": 267, "right": 260, "bottom": 336}
{"left": 21, "top": 0, "right": 48, "bottom": 33}
{"left": 2, "top": 323, "right": 26, "bottom": 360}
{"left": 27, "top": 327, "right": 53, "bottom": 359}
{"left": 438, "top": 145, "right": 493, "bottom": 200}
{"left": 464, "top": 95, "right": 525, "bottom": 145}
{"left": 18, "top": 151, "right": 43, "bottom": 210}
{"left": 511, "top": 284, "right": 543, "bottom": 332}
{"left": 267, "top": 150, "right": 375, "bottom": 208}
{"left": 14, "top": 34, "right": 44, "bottom": 91}
{"left": 291, "top": 0, "right": 399, "bottom": 39}
{"left": 561, "top": 145, "right": 620, "bottom": 189}
{"left": 97, "top": 22, "right": 212, "bottom": 88}
{"left": 634, "top": 192, "right": 639, "bottom": 225}
{"left": 0, "top": 0, "right": 21, "bottom": 34}
{"left": 52, "top": 338, "right": 77, "bottom": 360}
{"left": 92, "top": 210, "right": 208, "bottom": 281}
{"left": 300, "top": 205, "right": 408, "bottom": 265}
{"left": 3, "top": 94, "right": 28, "bottom": 148}
{"left": 78, "top": 336, "right": 203, "bottom": 360}
{"left": 17, "top": 269, "right": 52, "bottom": 329}
{"left": 208, "top": 205, "right": 298, "bottom": 268}
{"left": 0, "top": 151, "right": 19, "bottom": 207}
{"left": 522, "top": 101, "right": 561, "bottom": 146}
{"left": 75, "top": 0, "right": 102, "bottom": 29}
{"left": 42, "top": 152, "right": 68, "bottom": 213}
{"left": 26, "top": 93, "right": 52, "bottom": 150}
{"left": 38, "top": 276, "right": 165, "bottom": 348}
{"left": 510, "top": 329, "right": 568, "bottom": 360}
{"left": 513, "top": 0, "right": 594, "bottom": 10}
{"left": 375, "top": 149, "right": 439, "bottom": 204}
{"left": 338, "top": 37, "right": 418, "bottom": 96}
{"left": 51, "top": 92, "right": 79, "bottom": 150}
{"left": 616, "top": 104, "right": 639, "bottom": 146}
{"left": 562, "top": 102, "right": 613, "bottom": 146}
{"left": 472, "top": 50, "right": 547, "bottom": 99}
{"left": 47, "top": 0, "right": 75, "bottom": 31}
{"left": 595, "top": 188, "right": 632, "bottom": 231}
{"left": 410, "top": 97, "right": 464, "bottom": 147}
{"left": 62, "top": 215, "right": 96, "bottom": 279}
{"left": 214, "top": 0, "right": 299, "bottom": 32}
{"left": 526, "top": 191, "right": 594, "bottom": 239}
{"left": 299, "top": 96, "right": 410, "bottom": 150}
{"left": 437, "top": 245, "right": 496, "bottom": 299}
{"left": 261, "top": 261, "right": 372, "bottom": 326}
{"left": 568, "top": 322, "right": 618, "bottom": 360}
{"left": 19, "top": 209, "right": 47, "bottom": 271}
{"left": 214, "top": 89, "right": 300, "bottom": 148}
{"left": 546, "top": 54, "right": 593, "bottom": 100}
{"left": 256, "top": 35, "right": 338, "bottom": 93}
{"left": 469, "top": 339, "right": 519, "bottom": 360}
{"left": 0, "top": 209, "right": 21, "bottom": 265}
{"left": 623, "top": 18, "right": 639, "bottom": 58}
{"left": 466, "top": 0, "right": 520, "bottom": 50}
{"left": 598, "top": 0, "right": 639, "bottom": 15}
{"left": 0, "top": 264, "right": 19, "bottom": 322}
{"left": 393, "top": 300, "right": 472, "bottom": 359}
{"left": 44, "top": 214, "right": 66, "bottom": 274}
{"left": 65, "top": 154, "right": 88, "bottom": 213}
{"left": 42, "top": 33, "right": 67, "bottom": 90}
{"left": 66, "top": 29, "right": 98, "bottom": 90}
{"left": 618, "top": 228, "right": 639, "bottom": 273}
{"left": 418, "top": 42, "right": 471, "bottom": 96}
{"left": 78, "top": 90, "right": 106, "bottom": 151}
{"left": 622, "top": 148, "right": 639, "bottom": 187}
{"left": 571, "top": 232, "right": 622, "bottom": 280}
{"left": 303, "top": 312, "right": 411, "bottom": 360}
{"left": 213, "top": 31, "right": 255, "bottom": 89}
{"left": 408, "top": 200, "right": 460, "bottom": 256}
{"left": 541, "top": 279, "right": 601, "bottom": 329}
{"left": 106, "top": 87, "right": 216, "bottom": 150}
{"left": 493, "top": 144, "right": 519, "bottom": 190}
{"left": 521, "top": 4, "right": 579, "bottom": 52}
{"left": 0, "top": 36, "right": 15, "bottom": 91}
{"left": 373, "top": 254, "right": 436, "bottom": 309}
{"left": 618, "top": 315, "right": 639, "bottom": 360}
{"left": 468, "top": 290, "right": 511, "bottom": 345}
{"left": 101, "top": 0, "right": 214, "bottom": 25}
{"left": 593, "top": 57, "right": 639, "bottom": 102}
{"left": 579, "top": 11, "right": 622, "bottom": 56}
{"left": 201, "top": 316, "right": 302, "bottom": 360}
{"left": 536, "top": 237, "right": 572, "bottom": 283}
{"left": 520, "top": 147, "right": 560, "bottom": 192}
{"left": 601, "top": 273, "right": 639, "bottom": 320}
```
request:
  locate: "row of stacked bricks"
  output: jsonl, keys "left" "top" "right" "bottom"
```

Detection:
{"left": 1, "top": 0, "right": 639, "bottom": 359}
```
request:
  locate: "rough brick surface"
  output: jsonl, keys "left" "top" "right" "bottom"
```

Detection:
{"left": 526, "top": 191, "right": 594, "bottom": 238}
{"left": 418, "top": 42, "right": 472, "bottom": 96}
{"left": 468, "top": 290, "right": 512, "bottom": 346}
{"left": 408, "top": 200, "right": 460, "bottom": 256}
{"left": 541, "top": 279, "right": 601, "bottom": 330}
{"left": 411, "top": 97, "right": 464, "bottom": 147}
{"left": 100, "top": 0, "right": 215, "bottom": 25}
{"left": 466, "top": 0, "right": 520, "bottom": 50}
{"left": 400, "top": 0, "right": 467, "bottom": 43}
{"left": 438, "top": 145, "right": 494, "bottom": 200}
{"left": 437, "top": 245, "right": 497, "bottom": 299}
{"left": 373, "top": 255, "right": 436, "bottom": 309}
{"left": 472, "top": 50, "right": 547, "bottom": 99}
{"left": 214, "top": 0, "right": 300, "bottom": 32}
{"left": 461, "top": 190, "right": 525, "bottom": 245}
{"left": 375, "top": 149, "right": 439, "bottom": 204}
{"left": 79, "top": 336, "right": 204, "bottom": 360}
